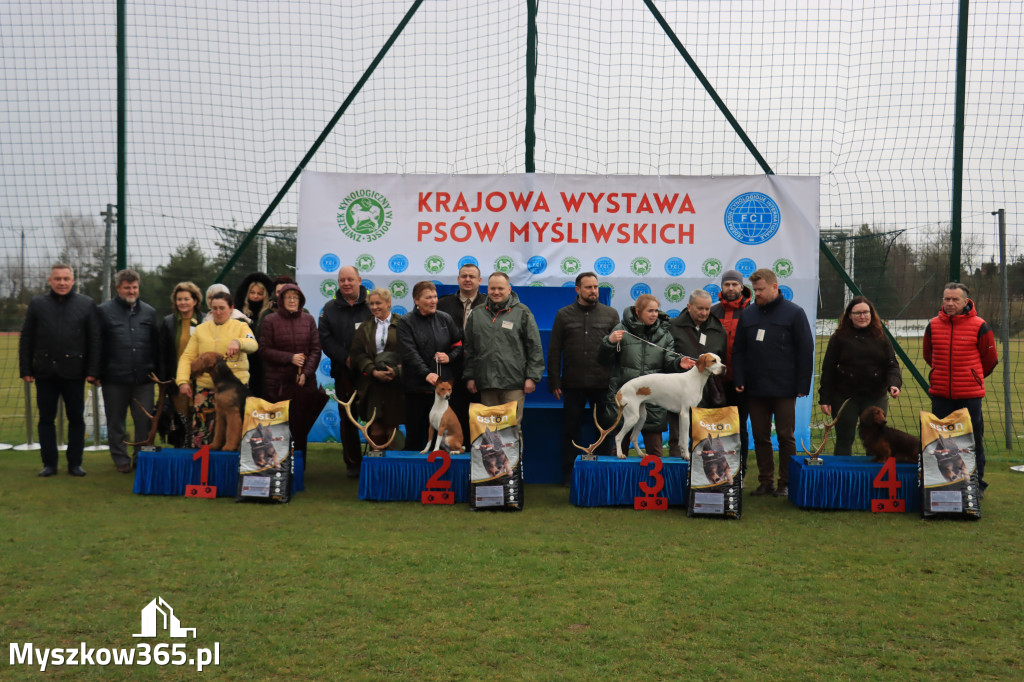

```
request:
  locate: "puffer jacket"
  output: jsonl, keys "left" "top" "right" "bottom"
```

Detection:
{"left": 463, "top": 292, "right": 545, "bottom": 391}
{"left": 96, "top": 296, "right": 161, "bottom": 385}
{"left": 710, "top": 286, "right": 751, "bottom": 382}
{"left": 547, "top": 299, "right": 620, "bottom": 392}
{"left": 19, "top": 289, "right": 101, "bottom": 380}
{"left": 598, "top": 307, "right": 678, "bottom": 431}
{"left": 396, "top": 308, "right": 462, "bottom": 393}
{"left": 259, "top": 284, "right": 321, "bottom": 402}
{"left": 923, "top": 300, "right": 998, "bottom": 399}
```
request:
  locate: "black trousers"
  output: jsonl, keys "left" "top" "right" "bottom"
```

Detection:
{"left": 35, "top": 378, "right": 86, "bottom": 469}
{"left": 560, "top": 388, "right": 611, "bottom": 481}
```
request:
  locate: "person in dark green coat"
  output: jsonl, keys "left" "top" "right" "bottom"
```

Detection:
{"left": 598, "top": 294, "right": 686, "bottom": 457}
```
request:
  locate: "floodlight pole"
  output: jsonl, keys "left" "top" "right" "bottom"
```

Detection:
{"left": 993, "top": 209, "right": 1012, "bottom": 450}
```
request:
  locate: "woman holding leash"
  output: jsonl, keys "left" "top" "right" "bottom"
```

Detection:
{"left": 176, "top": 291, "right": 258, "bottom": 447}
{"left": 349, "top": 288, "right": 404, "bottom": 450}
{"left": 396, "top": 281, "right": 462, "bottom": 452}
{"left": 818, "top": 295, "right": 902, "bottom": 455}
{"left": 599, "top": 294, "right": 688, "bottom": 457}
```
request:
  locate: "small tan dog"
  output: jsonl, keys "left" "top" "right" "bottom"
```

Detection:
{"left": 421, "top": 380, "right": 465, "bottom": 454}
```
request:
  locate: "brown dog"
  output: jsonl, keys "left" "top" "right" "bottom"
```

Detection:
{"left": 858, "top": 406, "right": 919, "bottom": 463}
{"left": 190, "top": 351, "right": 247, "bottom": 451}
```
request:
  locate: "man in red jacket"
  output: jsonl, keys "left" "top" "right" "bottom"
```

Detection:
{"left": 923, "top": 283, "right": 998, "bottom": 493}
{"left": 710, "top": 269, "right": 751, "bottom": 472}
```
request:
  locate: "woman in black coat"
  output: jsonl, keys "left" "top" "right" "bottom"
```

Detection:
{"left": 396, "top": 281, "right": 462, "bottom": 451}
{"left": 818, "top": 296, "right": 902, "bottom": 455}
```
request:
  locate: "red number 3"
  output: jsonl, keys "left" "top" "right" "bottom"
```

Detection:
{"left": 639, "top": 454, "right": 665, "bottom": 496}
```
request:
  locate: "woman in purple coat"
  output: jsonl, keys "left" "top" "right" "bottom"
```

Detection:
{"left": 259, "top": 284, "right": 322, "bottom": 452}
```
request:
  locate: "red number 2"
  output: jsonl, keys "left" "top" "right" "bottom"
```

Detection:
{"left": 425, "top": 450, "right": 452, "bottom": 490}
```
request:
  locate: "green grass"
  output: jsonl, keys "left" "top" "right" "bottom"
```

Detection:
{"left": 3, "top": 445, "right": 1023, "bottom": 680}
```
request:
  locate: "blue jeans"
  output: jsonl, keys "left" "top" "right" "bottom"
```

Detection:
{"left": 930, "top": 396, "right": 986, "bottom": 488}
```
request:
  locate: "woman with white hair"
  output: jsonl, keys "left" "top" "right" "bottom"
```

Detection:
{"left": 203, "top": 283, "right": 250, "bottom": 324}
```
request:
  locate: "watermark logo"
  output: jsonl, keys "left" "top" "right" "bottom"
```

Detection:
{"left": 337, "top": 189, "right": 392, "bottom": 243}
{"left": 424, "top": 255, "right": 445, "bottom": 274}
{"left": 320, "top": 279, "right": 338, "bottom": 298}
{"left": 664, "top": 283, "right": 686, "bottom": 304}
{"left": 773, "top": 258, "right": 794, "bottom": 278}
{"left": 724, "top": 192, "right": 781, "bottom": 245}
{"left": 494, "top": 255, "right": 515, "bottom": 274}
{"left": 630, "top": 257, "right": 652, "bottom": 276}
{"left": 735, "top": 258, "right": 757, "bottom": 277}
{"left": 560, "top": 256, "right": 581, "bottom": 276}
{"left": 527, "top": 256, "right": 547, "bottom": 275}
{"left": 388, "top": 254, "right": 409, "bottom": 273}
{"left": 594, "top": 257, "right": 615, "bottom": 276}
{"left": 389, "top": 280, "right": 409, "bottom": 299}
{"left": 630, "top": 283, "right": 652, "bottom": 299}
{"left": 134, "top": 597, "right": 195, "bottom": 639}
{"left": 320, "top": 253, "right": 340, "bottom": 273}
{"left": 702, "top": 258, "right": 723, "bottom": 278}
{"left": 664, "top": 257, "right": 686, "bottom": 277}
{"left": 355, "top": 254, "right": 375, "bottom": 272}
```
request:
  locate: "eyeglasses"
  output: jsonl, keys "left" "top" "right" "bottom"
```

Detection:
{"left": 850, "top": 311, "right": 871, "bottom": 317}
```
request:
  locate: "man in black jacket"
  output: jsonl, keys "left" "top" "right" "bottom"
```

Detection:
{"left": 547, "top": 272, "right": 619, "bottom": 482}
{"left": 318, "top": 265, "right": 371, "bottom": 477}
{"left": 436, "top": 263, "right": 486, "bottom": 442}
{"left": 97, "top": 269, "right": 161, "bottom": 473}
{"left": 19, "top": 263, "right": 100, "bottom": 477}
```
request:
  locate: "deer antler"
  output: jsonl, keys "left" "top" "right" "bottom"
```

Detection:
{"left": 124, "top": 373, "right": 177, "bottom": 447}
{"left": 801, "top": 398, "right": 851, "bottom": 461}
{"left": 572, "top": 393, "right": 623, "bottom": 457}
{"left": 329, "top": 389, "right": 397, "bottom": 451}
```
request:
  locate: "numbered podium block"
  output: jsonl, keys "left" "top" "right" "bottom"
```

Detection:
{"left": 421, "top": 451, "right": 455, "bottom": 505}
{"left": 184, "top": 446, "right": 218, "bottom": 500}
{"left": 871, "top": 457, "right": 905, "bottom": 514}
{"left": 633, "top": 454, "right": 669, "bottom": 511}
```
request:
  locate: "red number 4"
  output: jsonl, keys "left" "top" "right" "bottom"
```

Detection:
{"left": 872, "top": 456, "right": 904, "bottom": 513}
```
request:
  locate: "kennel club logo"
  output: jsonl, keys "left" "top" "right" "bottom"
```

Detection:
{"left": 724, "top": 192, "right": 781, "bottom": 245}
{"left": 337, "top": 189, "right": 392, "bottom": 243}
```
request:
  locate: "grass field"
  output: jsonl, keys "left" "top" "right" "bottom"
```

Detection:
{"left": 3, "top": 444, "right": 1023, "bottom": 680}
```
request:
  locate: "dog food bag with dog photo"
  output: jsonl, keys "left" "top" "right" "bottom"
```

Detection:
{"left": 468, "top": 401, "right": 523, "bottom": 511}
{"left": 919, "top": 408, "right": 980, "bottom": 519}
{"left": 236, "top": 397, "right": 294, "bottom": 504}
{"left": 687, "top": 406, "right": 742, "bottom": 519}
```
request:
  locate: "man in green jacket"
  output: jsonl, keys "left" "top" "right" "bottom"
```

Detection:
{"left": 464, "top": 272, "right": 545, "bottom": 426}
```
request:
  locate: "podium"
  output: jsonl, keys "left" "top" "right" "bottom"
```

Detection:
{"left": 570, "top": 455, "right": 689, "bottom": 507}
{"left": 358, "top": 451, "right": 471, "bottom": 502}
{"left": 133, "top": 448, "right": 305, "bottom": 497}
{"left": 788, "top": 455, "right": 919, "bottom": 511}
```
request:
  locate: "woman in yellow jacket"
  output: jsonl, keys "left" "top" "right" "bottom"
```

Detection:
{"left": 176, "top": 291, "right": 258, "bottom": 446}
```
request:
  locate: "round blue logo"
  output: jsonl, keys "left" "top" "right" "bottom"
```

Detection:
{"left": 561, "top": 281, "right": 576, "bottom": 288}
{"left": 458, "top": 255, "right": 479, "bottom": 270}
{"left": 392, "top": 305, "right": 407, "bottom": 316}
{"left": 724, "top": 192, "right": 781, "bottom": 245}
{"left": 704, "top": 283, "right": 722, "bottom": 300}
{"left": 319, "top": 357, "right": 332, "bottom": 376}
{"left": 388, "top": 255, "right": 409, "bottom": 273}
{"left": 362, "top": 278, "right": 375, "bottom": 291}
{"left": 779, "top": 285, "right": 794, "bottom": 301}
{"left": 594, "top": 257, "right": 616, "bottom": 276}
{"left": 665, "top": 308, "right": 681, "bottom": 318}
{"left": 320, "top": 253, "right": 340, "bottom": 273}
{"left": 321, "top": 410, "right": 338, "bottom": 427}
{"left": 664, "top": 257, "right": 686, "bottom": 277}
{"left": 630, "top": 283, "right": 652, "bottom": 299}
{"left": 527, "top": 256, "right": 547, "bottom": 275}
{"left": 735, "top": 258, "right": 757, "bottom": 277}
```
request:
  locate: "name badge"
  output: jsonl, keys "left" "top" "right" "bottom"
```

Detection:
{"left": 502, "top": 320, "right": 514, "bottom": 330}
{"left": 756, "top": 329, "right": 765, "bottom": 342}
{"left": 699, "top": 333, "right": 706, "bottom": 346}
{"left": 354, "top": 322, "right": 362, "bottom": 330}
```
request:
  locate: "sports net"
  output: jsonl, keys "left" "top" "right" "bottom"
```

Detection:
{"left": 1, "top": 0, "right": 1022, "bottom": 455}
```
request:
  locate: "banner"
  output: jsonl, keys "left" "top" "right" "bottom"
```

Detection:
{"left": 298, "top": 173, "right": 820, "bottom": 444}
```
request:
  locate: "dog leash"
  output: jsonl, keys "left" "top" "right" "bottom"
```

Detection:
{"left": 617, "top": 330, "right": 699, "bottom": 362}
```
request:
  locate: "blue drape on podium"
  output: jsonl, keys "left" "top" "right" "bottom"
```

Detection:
{"left": 570, "top": 455, "right": 689, "bottom": 507}
{"left": 133, "top": 449, "right": 305, "bottom": 497}
{"left": 358, "top": 451, "right": 471, "bottom": 502}
{"left": 788, "top": 455, "right": 918, "bottom": 511}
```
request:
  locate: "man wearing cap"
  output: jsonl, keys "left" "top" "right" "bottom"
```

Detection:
{"left": 923, "top": 282, "right": 998, "bottom": 494}
{"left": 710, "top": 269, "right": 752, "bottom": 469}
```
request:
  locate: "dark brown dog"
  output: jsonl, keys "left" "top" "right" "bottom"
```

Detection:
{"left": 858, "top": 406, "right": 919, "bottom": 463}
{"left": 190, "top": 351, "right": 247, "bottom": 451}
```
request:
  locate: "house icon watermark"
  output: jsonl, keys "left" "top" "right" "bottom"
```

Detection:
{"left": 133, "top": 597, "right": 196, "bottom": 639}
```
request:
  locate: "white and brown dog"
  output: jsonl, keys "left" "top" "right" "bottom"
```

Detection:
{"left": 421, "top": 380, "right": 465, "bottom": 454}
{"left": 614, "top": 352, "right": 726, "bottom": 459}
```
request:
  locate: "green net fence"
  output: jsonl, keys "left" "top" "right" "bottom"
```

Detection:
{"left": 1, "top": 1, "right": 1021, "bottom": 455}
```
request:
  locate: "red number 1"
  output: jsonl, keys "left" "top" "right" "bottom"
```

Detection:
{"left": 185, "top": 445, "right": 216, "bottom": 499}
{"left": 872, "top": 456, "right": 904, "bottom": 512}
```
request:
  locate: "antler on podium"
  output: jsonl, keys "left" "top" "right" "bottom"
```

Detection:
{"left": 329, "top": 389, "right": 397, "bottom": 451}
{"left": 571, "top": 394, "right": 623, "bottom": 457}
{"left": 801, "top": 398, "right": 850, "bottom": 461}
{"left": 124, "top": 373, "right": 177, "bottom": 447}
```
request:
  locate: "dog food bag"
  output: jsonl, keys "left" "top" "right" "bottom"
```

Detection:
{"left": 920, "top": 409, "right": 980, "bottom": 519}
{"left": 236, "top": 397, "right": 294, "bottom": 504}
{"left": 687, "top": 406, "right": 742, "bottom": 519}
{"left": 468, "top": 401, "right": 523, "bottom": 511}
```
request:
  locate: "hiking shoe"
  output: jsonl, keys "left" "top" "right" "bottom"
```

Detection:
{"left": 751, "top": 482, "right": 775, "bottom": 496}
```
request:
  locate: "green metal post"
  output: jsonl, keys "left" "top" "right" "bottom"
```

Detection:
{"left": 950, "top": 0, "right": 969, "bottom": 282}
{"left": 117, "top": 0, "right": 127, "bottom": 270}
{"left": 525, "top": 0, "right": 538, "bottom": 173}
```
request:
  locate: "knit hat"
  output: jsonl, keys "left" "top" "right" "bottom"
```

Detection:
{"left": 721, "top": 269, "right": 743, "bottom": 285}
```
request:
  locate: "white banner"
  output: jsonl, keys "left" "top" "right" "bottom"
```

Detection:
{"left": 297, "top": 173, "right": 820, "bottom": 444}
